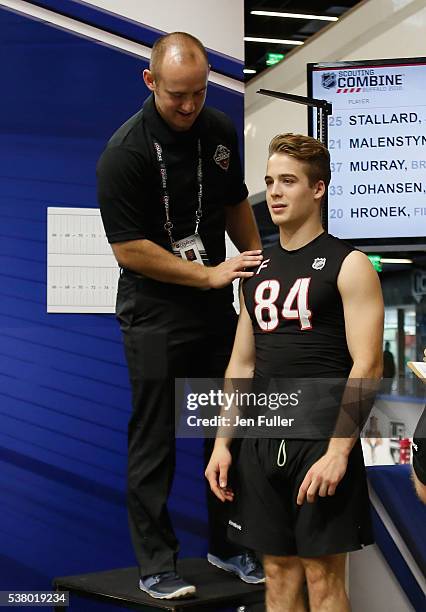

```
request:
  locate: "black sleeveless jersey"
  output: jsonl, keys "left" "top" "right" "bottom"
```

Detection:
{"left": 243, "top": 232, "right": 355, "bottom": 378}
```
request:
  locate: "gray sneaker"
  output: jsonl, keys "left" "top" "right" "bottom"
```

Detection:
{"left": 207, "top": 552, "right": 265, "bottom": 584}
{"left": 139, "top": 571, "right": 196, "bottom": 599}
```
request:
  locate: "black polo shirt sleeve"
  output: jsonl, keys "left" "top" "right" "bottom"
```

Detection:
{"left": 97, "top": 146, "right": 146, "bottom": 244}
{"left": 223, "top": 121, "right": 249, "bottom": 207}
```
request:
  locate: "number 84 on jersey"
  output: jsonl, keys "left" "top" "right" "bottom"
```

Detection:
{"left": 254, "top": 278, "right": 312, "bottom": 332}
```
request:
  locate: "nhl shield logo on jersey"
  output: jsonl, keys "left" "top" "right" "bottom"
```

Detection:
{"left": 312, "top": 257, "right": 327, "bottom": 270}
{"left": 213, "top": 144, "right": 231, "bottom": 170}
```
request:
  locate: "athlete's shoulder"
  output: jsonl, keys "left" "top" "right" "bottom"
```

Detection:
{"left": 317, "top": 233, "right": 358, "bottom": 272}
{"left": 323, "top": 232, "right": 356, "bottom": 255}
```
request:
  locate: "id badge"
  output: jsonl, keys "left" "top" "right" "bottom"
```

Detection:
{"left": 172, "top": 233, "right": 210, "bottom": 266}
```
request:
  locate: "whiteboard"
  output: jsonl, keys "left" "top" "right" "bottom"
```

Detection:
{"left": 47, "top": 207, "right": 118, "bottom": 313}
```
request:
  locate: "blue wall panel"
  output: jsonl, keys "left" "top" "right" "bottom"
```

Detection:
{"left": 0, "top": 6, "right": 244, "bottom": 608}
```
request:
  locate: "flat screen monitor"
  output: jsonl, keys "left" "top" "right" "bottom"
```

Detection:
{"left": 307, "top": 57, "right": 426, "bottom": 248}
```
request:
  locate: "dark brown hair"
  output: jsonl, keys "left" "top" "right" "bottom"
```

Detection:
{"left": 150, "top": 32, "right": 208, "bottom": 80}
{"left": 268, "top": 133, "right": 331, "bottom": 188}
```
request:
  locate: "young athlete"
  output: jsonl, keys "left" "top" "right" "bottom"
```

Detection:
{"left": 206, "top": 133, "right": 384, "bottom": 612}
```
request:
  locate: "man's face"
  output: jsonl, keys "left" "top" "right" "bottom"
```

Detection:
{"left": 144, "top": 54, "right": 209, "bottom": 132}
{"left": 265, "top": 153, "right": 324, "bottom": 228}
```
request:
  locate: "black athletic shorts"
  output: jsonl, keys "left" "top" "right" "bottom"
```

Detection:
{"left": 413, "top": 408, "right": 426, "bottom": 485}
{"left": 227, "top": 437, "right": 374, "bottom": 558}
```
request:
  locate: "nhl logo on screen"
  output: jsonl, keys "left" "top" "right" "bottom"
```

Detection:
{"left": 312, "top": 257, "right": 327, "bottom": 270}
{"left": 213, "top": 144, "right": 231, "bottom": 170}
{"left": 321, "top": 72, "right": 336, "bottom": 89}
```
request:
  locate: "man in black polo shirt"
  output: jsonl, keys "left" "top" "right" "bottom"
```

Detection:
{"left": 97, "top": 32, "right": 263, "bottom": 599}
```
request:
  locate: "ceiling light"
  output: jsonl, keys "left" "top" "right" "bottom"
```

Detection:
{"left": 243, "top": 68, "right": 257, "bottom": 74}
{"left": 380, "top": 258, "right": 413, "bottom": 264}
{"left": 244, "top": 37, "right": 303, "bottom": 46}
{"left": 251, "top": 10, "right": 338, "bottom": 22}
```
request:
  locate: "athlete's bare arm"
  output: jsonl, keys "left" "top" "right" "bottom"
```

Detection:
{"left": 205, "top": 291, "right": 256, "bottom": 502}
{"left": 297, "top": 250, "right": 384, "bottom": 505}
{"left": 225, "top": 198, "right": 262, "bottom": 253}
{"left": 111, "top": 238, "right": 262, "bottom": 289}
{"left": 339, "top": 250, "right": 384, "bottom": 380}
{"left": 413, "top": 472, "right": 426, "bottom": 503}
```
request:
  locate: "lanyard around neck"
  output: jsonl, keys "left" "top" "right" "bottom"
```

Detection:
{"left": 153, "top": 139, "right": 203, "bottom": 246}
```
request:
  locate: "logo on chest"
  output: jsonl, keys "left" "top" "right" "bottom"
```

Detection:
{"left": 213, "top": 145, "right": 231, "bottom": 170}
{"left": 312, "top": 257, "right": 326, "bottom": 270}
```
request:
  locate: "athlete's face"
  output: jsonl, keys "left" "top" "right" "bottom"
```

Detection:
{"left": 143, "top": 53, "right": 209, "bottom": 132}
{"left": 265, "top": 153, "right": 325, "bottom": 228}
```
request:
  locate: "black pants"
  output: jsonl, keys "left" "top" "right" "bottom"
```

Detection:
{"left": 116, "top": 271, "right": 243, "bottom": 576}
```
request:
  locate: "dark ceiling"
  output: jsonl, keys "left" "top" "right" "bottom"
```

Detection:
{"left": 244, "top": 1, "right": 361, "bottom": 81}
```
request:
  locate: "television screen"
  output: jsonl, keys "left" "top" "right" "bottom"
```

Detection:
{"left": 308, "top": 58, "right": 426, "bottom": 246}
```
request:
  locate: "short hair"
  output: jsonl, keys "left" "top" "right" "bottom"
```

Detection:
{"left": 150, "top": 32, "right": 208, "bottom": 80}
{"left": 268, "top": 133, "right": 331, "bottom": 188}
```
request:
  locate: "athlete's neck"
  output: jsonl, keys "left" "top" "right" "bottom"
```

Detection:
{"left": 279, "top": 220, "right": 324, "bottom": 251}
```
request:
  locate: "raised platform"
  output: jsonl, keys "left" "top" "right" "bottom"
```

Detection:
{"left": 53, "top": 558, "right": 265, "bottom": 611}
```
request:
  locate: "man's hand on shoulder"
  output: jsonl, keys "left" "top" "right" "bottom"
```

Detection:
{"left": 111, "top": 240, "right": 262, "bottom": 290}
{"left": 206, "top": 250, "right": 263, "bottom": 289}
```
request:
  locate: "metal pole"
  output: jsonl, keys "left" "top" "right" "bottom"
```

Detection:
{"left": 257, "top": 89, "right": 333, "bottom": 231}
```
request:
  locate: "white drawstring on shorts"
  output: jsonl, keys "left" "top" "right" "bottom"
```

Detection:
{"left": 277, "top": 439, "right": 287, "bottom": 467}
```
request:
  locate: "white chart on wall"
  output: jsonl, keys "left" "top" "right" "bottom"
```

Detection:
{"left": 47, "top": 207, "right": 118, "bottom": 313}
{"left": 310, "top": 60, "right": 426, "bottom": 240}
